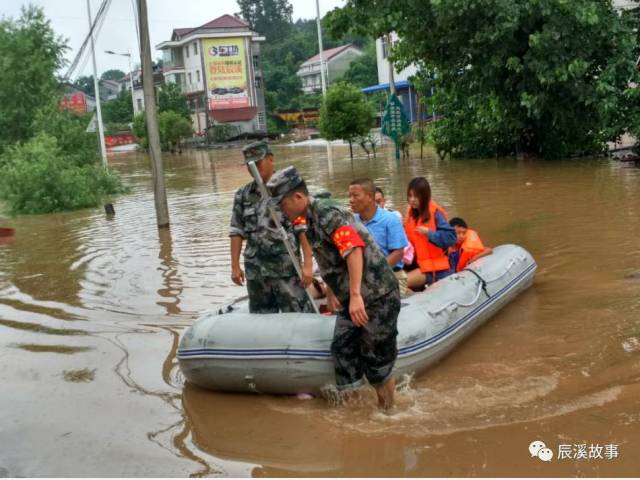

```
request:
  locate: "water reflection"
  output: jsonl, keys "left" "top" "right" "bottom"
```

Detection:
{"left": 157, "top": 227, "right": 183, "bottom": 315}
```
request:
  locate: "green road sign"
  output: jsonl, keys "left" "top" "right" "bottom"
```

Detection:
{"left": 381, "top": 93, "right": 411, "bottom": 159}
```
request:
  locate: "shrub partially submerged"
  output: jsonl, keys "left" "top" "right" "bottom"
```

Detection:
{"left": 0, "top": 133, "right": 124, "bottom": 215}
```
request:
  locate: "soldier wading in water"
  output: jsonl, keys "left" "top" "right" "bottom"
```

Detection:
{"left": 267, "top": 166, "right": 401, "bottom": 410}
{"left": 229, "top": 142, "right": 314, "bottom": 314}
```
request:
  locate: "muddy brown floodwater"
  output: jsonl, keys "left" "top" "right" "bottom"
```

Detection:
{"left": 0, "top": 145, "right": 639, "bottom": 477}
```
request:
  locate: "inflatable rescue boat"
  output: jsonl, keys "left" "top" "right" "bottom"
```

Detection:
{"left": 178, "top": 244, "right": 536, "bottom": 394}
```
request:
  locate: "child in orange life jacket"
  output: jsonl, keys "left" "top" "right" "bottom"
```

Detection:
{"left": 448, "top": 217, "right": 493, "bottom": 272}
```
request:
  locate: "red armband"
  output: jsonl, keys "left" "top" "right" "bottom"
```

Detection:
{"left": 331, "top": 225, "right": 365, "bottom": 257}
{"left": 293, "top": 216, "right": 307, "bottom": 227}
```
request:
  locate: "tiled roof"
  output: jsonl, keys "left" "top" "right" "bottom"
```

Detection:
{"left": 172, "top": 15, "right": 250, "bottom": 40}
{"left": 172, "top": 27, "right": 193, "bottom": 38}
{"left": 198, "top": 14, "right": 249, "bottom": 30}
{"left": 301, "top": 44, "right": 355, "bottom": 66}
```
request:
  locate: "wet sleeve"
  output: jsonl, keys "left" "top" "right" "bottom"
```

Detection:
{"left": 428, "top": 211, "right": 457, "bottom": 249}
{"left": 386, "top": 214, "right": 409, "bottom": 251}
{"left": 229, "top": 189, "right": 245, "bottom": 238}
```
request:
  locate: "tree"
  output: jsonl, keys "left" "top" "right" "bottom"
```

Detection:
{"left": 158, "top": 111, "right": 192, "bottom": 153}
{"left": 73, "top": 75, "right": 95, "bottom": 96}
{"left": 327, "top": 0, "right": 640, "bottom": 159}
{"left": 31, "top": 103, "right": 98, "bottom": 167}
{"left": 133, "top": 111, "right": 192, "bottom": 152}
{"left": 319, "top": 82, "right": 375, "bottom": 159}
{"left": 0, "top": 5, "right": 67, "bottom": 152}
{"left": 158, "top": 82, "right": 190, "bottom": 118}
{"left": 341, "top": 43, "right": 378, "bottom": 88}
{"left": 237, "top": 0, "right": 293, "bottom": 43}
{"left": 101, "top": 69, "right": 126, "bottom": 81}
{"left": 0, "top": 133, "right": 123, "bottom": 215}
{"left": 102, "top": 90, "right": 134, "bottom": 125}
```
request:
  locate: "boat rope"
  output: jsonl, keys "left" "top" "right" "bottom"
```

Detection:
{"left": 462, "top": 268, "right": 491, "bottom": 299}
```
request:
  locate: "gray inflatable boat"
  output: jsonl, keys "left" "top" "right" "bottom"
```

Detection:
{"left": 178, "top": 244, "right": 536, "bottom": 394}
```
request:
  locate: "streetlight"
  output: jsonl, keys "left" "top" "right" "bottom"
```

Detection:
{"left": 105, "top": 50, "right": 136, "bottom": 115}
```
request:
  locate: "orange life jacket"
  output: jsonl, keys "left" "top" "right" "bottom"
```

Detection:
{"left": 404, "top": 200, "right": 450, "bottom": 274}
{"left": 453, "top": 228, "right": 485, "bottom": 272}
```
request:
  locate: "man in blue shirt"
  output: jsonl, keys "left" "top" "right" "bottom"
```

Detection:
{"left": 349, "top": 178, "right": 410, "bottom": 297}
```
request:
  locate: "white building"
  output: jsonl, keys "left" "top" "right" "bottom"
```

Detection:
{"left": 118, "top": 68, "right": 164, "bottom": 115}
{"left": 363, "top": 33, "right": 423, "bottom": 123}
{"left": 156, "top": 14, "right": 267, "bottom": 136}
{"left": 297, "top": 44, "right": 363, "bottom": 94}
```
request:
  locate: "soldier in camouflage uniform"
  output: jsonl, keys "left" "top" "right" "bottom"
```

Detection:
{"left": 267, "top": 166, "right": 400, "bottom": 410}
{"left": 229, "top": 142, "right": 314, "bottom": 314}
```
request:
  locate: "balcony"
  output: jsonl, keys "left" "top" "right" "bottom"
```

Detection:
{"left": 181, "top": 82, "right": 204, "bottom": 94}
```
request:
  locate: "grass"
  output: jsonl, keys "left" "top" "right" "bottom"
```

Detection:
{"left": 14, "top": 343, "right": 91, "bottom": 354}
{"left": 62, "top": 368, "right": 96, "bottom": 383}
{"left": 0, "top": 318, "right": 87, "bottom": 336}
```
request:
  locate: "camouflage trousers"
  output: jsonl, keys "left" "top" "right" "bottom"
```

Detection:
{"left": 246, "top": 276, "right": 315, "bottom": 314}
{"left": 331, "top": 289, "right": 401, "bottom": 390}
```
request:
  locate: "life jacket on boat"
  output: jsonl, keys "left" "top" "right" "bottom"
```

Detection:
{"left": 404, "top": 200, "right": 450, "bottom": 274}
{"left": 451, "top": 228, "right": 486, "bottom": 272}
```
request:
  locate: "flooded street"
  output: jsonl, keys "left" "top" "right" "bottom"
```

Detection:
{"left": 0, "top": 145, "right": 639, "bottom": 477}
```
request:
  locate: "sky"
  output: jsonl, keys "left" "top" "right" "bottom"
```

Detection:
{"left": 1, "top": 0, "right": 346, "bottom": 80}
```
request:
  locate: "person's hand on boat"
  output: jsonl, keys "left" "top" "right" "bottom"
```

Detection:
{"left": 349, "top": 293, "right": 369, "bottom": 327}
{"left": 416, "top": 226, "right": 430, "bottom": 237}
{"left": 326, "top": 287, "right": 341, "bottom": 313}
{"left": 301, "top": 262, "right": 314, "bottom": 288}
{"left": 231, "top": 266, "right": 245, "bottom": 286}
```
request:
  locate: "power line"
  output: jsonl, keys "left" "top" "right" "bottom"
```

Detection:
{"left": 63, "top": 0, "right": 113, "bottom": 82}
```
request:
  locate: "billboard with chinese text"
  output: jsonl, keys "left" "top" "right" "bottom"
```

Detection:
{"left": 203, "top": 37, "right": 250, "bottom": 110}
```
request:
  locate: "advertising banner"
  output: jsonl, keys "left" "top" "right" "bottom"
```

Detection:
{"left": 203, "top": 37, "right": 250, "bottom": 110}
{"left": 59, "top": 92, "right": 87, "bottom": 113}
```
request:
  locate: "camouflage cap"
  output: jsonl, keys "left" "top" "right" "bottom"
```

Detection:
{"left": 266, "top": 166, "right": 304, "bottom": 204}
{"left": 242, "top": 140, "right": 272, "bottom": 164}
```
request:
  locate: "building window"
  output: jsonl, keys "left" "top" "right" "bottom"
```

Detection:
{"left": 255, "top": 76, "right": 262, "bottom": 89}
{"left": 185, "top": 46, "right": 190, "bottom": 58}
{"left": 188, "top": 72, "right": 192, "bottom": 84}
{"left": 136, "top": 98, "right": 143, "bottom": 112}
{"left": 253, "top": 55, "right": 259, "bottom": 69}
{"left": 257, "top": 112, "right": 265, "bottom": 128}
{"left": 193, "top": 42, "right": 198, "bottom": 56}
{"left": 196, "top": 70, "right": 200, "bottom": 83}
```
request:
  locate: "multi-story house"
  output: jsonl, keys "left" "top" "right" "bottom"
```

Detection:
{"left": 156, "top": 14, "right": 267, "bottom": 136}
{"left": 296, "top": 44, "right": 363, "bottom": 94}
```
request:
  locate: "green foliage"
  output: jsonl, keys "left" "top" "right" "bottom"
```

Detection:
{"left": 0, "top": 5, "right": 68, "bottom": 152}
{"left": 341, "top": 43, "right": 378, "bottom": 88}
{"left": 102, "top": 90, "right": 134, "bottom": 125}
{"left": 0, "top": 133, "right": 123, "bottom": 215}
{"left": 132, "top": 113, "right": 149, "bottom": 150}
{"left": 237, "top": 2, "right": 375, "bottom": 126}
{"left": 31, "top": 104, "right": 98, "bottom": 167}
{"left": 319, "top": 82, "right": 375, "bottom": 158}
{"left": 158, "top": 82, "right": 190, "bottom": 118}
{"left": 207, "top": 124, "right": 242, "bottom": 143}
{"left": 133, "top": 111, "right": 192, "bottom": 151}
{"left": 158, "top": 111, "right": 192, "bottom": 152}
{"left": 237, "top": 0, "right": 293, "bottom": 43}
{"left": 73, "top": 75, "right": 94, "bottom": 96}
{"left": 100, "top": 69, "right": 126, "bottom": 81}
{"left": 328, "top": 0, "right": 640, "bottom": 159}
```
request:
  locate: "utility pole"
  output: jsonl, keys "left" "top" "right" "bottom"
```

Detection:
{"left": 315, "top": 0, "right": 327, "bottom": 97}
{"left": 86, "top": 0, "right": 108, "bottom": 167}
{"left": 137, "top": 0, "right": 170, "bottom": 227}
{"left": 387, "top": 34, "right": 396, "bottom": 95}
